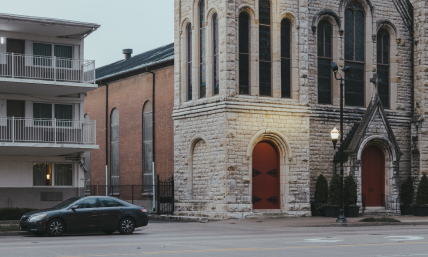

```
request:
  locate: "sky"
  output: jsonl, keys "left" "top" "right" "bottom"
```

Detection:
{"left": 1, "top": 0, "right": 175, "bottom": 67}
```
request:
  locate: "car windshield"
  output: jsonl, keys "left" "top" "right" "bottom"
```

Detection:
{"left": 52, "top": 197, "right": 81, "bottom": 209}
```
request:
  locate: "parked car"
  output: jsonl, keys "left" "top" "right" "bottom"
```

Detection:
{"left": 20, "top": 196, "right": 148, "bottom": 236}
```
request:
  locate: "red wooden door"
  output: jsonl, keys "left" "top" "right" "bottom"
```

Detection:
{"left": 252, "top": 142, "right": 280, "bottom": 209}
{"left": 361, "top": 146, "right": 385, "bottom": 206}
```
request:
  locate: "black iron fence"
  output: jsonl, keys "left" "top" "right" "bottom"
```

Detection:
{"left": 88, "top": 175, "right": 174, "bottom": 215}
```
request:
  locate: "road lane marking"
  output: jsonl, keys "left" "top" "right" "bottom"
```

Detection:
{"left": 385, "top": 236, "right": 424, "bottom": 241}
{"left": 61, "top": 241, "right": 428, "bottom": 257}
{"left": 303, "top": 238, "right": 343, "bottom": 243}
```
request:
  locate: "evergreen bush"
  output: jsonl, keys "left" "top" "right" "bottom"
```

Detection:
{"left": 0, "top": 208, "right": 37, "bottom": 220}
{"left": 400, "top": 176, "right": 414, "bottom": 206}
{"left": 344, "top": 175, "right": 358, "bottom": 206}
{"left": 329, "top": 174, "right": 340, "bottom": 206}
{"left": 315, "top": 174, "right": 329, "bottom": 204}
{"left": 416, "top": 174, "right": 428, "bottom": 206}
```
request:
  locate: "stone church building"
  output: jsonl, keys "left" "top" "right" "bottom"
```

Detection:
{"left": 172, "top": 0, "right": 427, "bottom": 219}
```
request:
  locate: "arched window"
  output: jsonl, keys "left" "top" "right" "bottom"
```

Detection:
{"left": 213, "top": 13, "right": 219, "bottom": 95}
{"left": 239, "top": 12, "right": 250, "bottom": 95}
{"left": 187, "top": 24, "right": 192, "bottom": 101}
{"left": 143, "top": 102, "right": 153, "bottom": 192}
{"left": 259, "top": 0, "right": 271, "bottom": 96}
{"left": 199, "top": 0, "right": 206, "bottom": 98}
{"left": 345, "top": 3, "right": 365, "bottom": 106}
{"left": 377, "top": 29, "right": 390, "bottom": 109}
{"left": 110, "top": 109, "right": 119, "bottom": 194}
{"left": 281, "top": 18, "right": 291, "bottom": 98}
{"left": 317, "top": 21, "right": 333, "bottom": 104}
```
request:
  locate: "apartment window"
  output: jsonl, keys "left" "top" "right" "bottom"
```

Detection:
{"left": 318, "top": 21, "right": 333, "bottom": 104}
{"left": 377, "top": 29, "right": 390, "bottom": 109}
{"left": 187, "top": 24, "right": 193, "bottom": 101}
{"left": 143, "top": 102, "right": 153, "bottom": 192}
{"left": 110, "top": 109, "right": 120, "bottom": 194}
{"left": 239, "top": 12, "right": 250, "bottom": 95}
{"left": 55, "top": 104, "right": 73, "bottom": 127}
{"left": 199, "top": 0, "right": 206, "bottom": 98}
{"left": 33, "top": 103, "right": 52, "bottom": 126}
{"left": 281, "top": 18, "right": 291, "bottom": 98}
{"left": 344, "top": 3, "right": 365, "bottom": 106}
{"left": 55, "top": 164, "right": 73, "bottom": 186}
{"left": 213, "top": 13, "right": 219, "bottom": 95}
{"left": 33, "top": 163, "right": 52, "bottom": 186}
{"left": 33, "top": 163, "right": 73, "bottom": 187}
{"left": 259, "top": 0, "right": 271, "bottom": 96}
{"left": 33, "top": 43, "right": 72, "bottom": 68}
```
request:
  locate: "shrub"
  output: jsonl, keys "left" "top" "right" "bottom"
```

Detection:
{"left": 400, "top": 176, "right": 414, "bottom": 206}
{"left": 0, "top": 208, "right": 37, "bottom": 220}
{"left": 315, "top": 174, "right": 329, "bottom": 204}
{"left": 344, "top": 175, "right": 358, "bottom": 206}
{"left": 329, "top": 174, "right": 341, "bottom": 206}
{"left": 416, "top": 174, "right": 428, "bottom": 206}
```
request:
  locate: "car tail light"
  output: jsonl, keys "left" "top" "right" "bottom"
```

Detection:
{"left": 140, "top": 208, "right": 147, "bottom": 213}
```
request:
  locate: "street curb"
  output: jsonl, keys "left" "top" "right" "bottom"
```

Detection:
{"left": 311, "top": 221, "right": 428, "bottom": 227}
{"left": 148, "top": 215, "right": 212, "bottom": 223}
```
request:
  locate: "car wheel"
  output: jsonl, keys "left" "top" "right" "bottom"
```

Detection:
{"left": 32, "top": 232, "right": 45, "bottom": 237}
{"left": 118, "top": 218, "right": 135, "bottom": 235}
{"left": 103, "top": 230, "right": 115, "bottom": 235}
{"left": 47, "top": 219, "right": 65, "bottom": 237}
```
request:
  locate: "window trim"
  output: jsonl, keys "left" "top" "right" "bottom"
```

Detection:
{"left": 212, "top": 13, "right": 219, "bottom": 96}
{"left": 281, "top": 18, "right": 292, "bottom": 99}
{"left": 33, "top": 162, "right": 73, "bottom": 187}
{"left": 377, "top": 29, "right": 390, "bottom": 109}
{"left": 187, "top": 23, "right": 193, "bottom": 101}
{"left": 238, "top": 11, "right": 251, "bottom": 95}
{"left": 199, "top": 0, "right": 206, "bottom": 99}
{"left": 317, "top": 20, "right": 333, "bottom": 105}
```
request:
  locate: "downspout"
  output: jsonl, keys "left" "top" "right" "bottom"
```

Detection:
{"left": 105, "top": 83, "right": 109, "bottom": 196}
{"left": 147, "top": 70, "right": 156, "bottom": 210}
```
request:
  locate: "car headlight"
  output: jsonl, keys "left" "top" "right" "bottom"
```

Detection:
{"left": 29, "top": 214, "right": 47, "bottom": 222}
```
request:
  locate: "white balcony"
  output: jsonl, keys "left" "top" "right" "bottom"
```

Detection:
{"left": 0, "top": 117, "right": 98, "bottom": 156}
{"left": 0, "top": 53, "right": 97, "bottom": 96}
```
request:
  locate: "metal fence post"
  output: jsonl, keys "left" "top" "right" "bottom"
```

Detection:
{"left": 157, "top": 175, "right": 160, "bottom": 215}
{"left": 171, "top": 175, "right": 174, "bottom": 215}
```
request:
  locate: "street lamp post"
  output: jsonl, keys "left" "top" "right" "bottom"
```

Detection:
{"left": 331, "top": 62, "right": 350, "bottom": 223}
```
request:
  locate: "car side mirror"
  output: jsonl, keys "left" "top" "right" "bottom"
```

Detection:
{"left": 70, "top": 205, "right": 79, "bottom": 210}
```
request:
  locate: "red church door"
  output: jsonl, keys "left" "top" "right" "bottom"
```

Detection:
{"left": 361, "top": 146, "right": 385, "bottom": 207}
{"left": 252, "top": 142, "right": 280, "bottom": 209}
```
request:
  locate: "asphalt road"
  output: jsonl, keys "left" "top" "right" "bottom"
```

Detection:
{"left": 1, "top": 220, "right": 428, "bottom": 257}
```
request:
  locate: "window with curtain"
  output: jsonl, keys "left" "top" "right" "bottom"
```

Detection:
{"left": 33, "top": 103, "right": 52, "bottom": 126}
{"left": 199, "top": 0, "right": 206, "bottom": 98}
{"left": 143, "top": 102, "right": 153, "bottom": 192}
{"left": 55, "top": 164, "right": 72, "bottom": 186}
{"left": 377, "top": 29, "right": 390, "bottom": 109}
{"left": 239, "top": 12, "right": 250, "bottom": 95}
{"left": 281, "top": 18, "right": 291, "bottom": 98}
{"left": 33, "top": 163, "right": 52, "bottom": 186}
{"left": 55, "top": 104, "right": 72, "bottom": 127}
{"left": 33, "top": 43, "right": 52, "bottom": 66}
{"left": 213, "top": 14, "right": 219, "bottom": 95}
{"left": 54, "top": 45, "right": 73, "bottom": 68}
{"left": 259, "top": 0, "right": 271, "bottom": 96}
{"left": 110, "top": 109, "right": 120, "bottom": 194}
{"left": 187, "top": 24, "right": 193, "bottom": 101}
{"left": 344, "top": 4, "right": 365, "bottom": 106}
{"left": 318, "top": 21, "right": 333, "bottom": 104}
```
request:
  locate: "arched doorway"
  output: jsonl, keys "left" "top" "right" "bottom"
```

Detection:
{"left": 252, "top": 141, "right": 280, "bottom": 209}
{"left": 361, "top": 145, "right": 385, "bottom": 207}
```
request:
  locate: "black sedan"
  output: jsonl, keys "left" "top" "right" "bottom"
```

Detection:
{"left": 20, "top": 196, "right": 149, "bottom": 236}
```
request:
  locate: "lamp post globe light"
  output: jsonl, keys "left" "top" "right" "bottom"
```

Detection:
{"left": 331, "top": 62, "right": 351, "bottom": 223}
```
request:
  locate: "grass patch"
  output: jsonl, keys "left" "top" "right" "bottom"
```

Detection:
{"left": 0, "top": 225, "right": 20, "bottom": 232}
{"left": 360, "top": 217, "right": 401, "bottom": 223}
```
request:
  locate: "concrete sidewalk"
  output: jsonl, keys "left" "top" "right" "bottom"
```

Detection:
{"left": 148, "top": 214, "right": 428, "bottom": 227}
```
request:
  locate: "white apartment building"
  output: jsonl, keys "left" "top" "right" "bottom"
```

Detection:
{"left": 0, "top": 13, "right": 99, "bottom": 208}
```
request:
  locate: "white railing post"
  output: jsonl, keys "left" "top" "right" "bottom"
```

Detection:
{"left": 53, "top": 56, "right": 56, "bottom": 81}
{"left": 93, "top": 61, "right": 96, "bottom": 84}
{"left": 11, "top": 53, "right": 14, "bottom": 78}
{"left": 93, "top": 120, "right": 96, "bottom": 144}
{"left": 11, "top": 116, "right": 14, "bottom": 142}
{"left": 54, "top": 118, "right": 57, "bottom": 143}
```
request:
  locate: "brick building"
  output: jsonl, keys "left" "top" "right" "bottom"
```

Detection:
{"left": 84, "top": 44, "right": 174, "bottom": 209}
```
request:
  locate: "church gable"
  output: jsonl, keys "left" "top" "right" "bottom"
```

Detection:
{"left": 345, "top": 96, "right": 402, "bottom": 158}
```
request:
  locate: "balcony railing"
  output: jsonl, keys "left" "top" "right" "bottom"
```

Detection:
{"left": 0, "top": 117, "right": 96, "bottom": 145}
{"left": 0, "top": 52, "right": 95, "bottom": 84}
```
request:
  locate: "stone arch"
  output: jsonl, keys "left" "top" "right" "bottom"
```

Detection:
{"left": 236, "top": 4, "right": 256, "bottom": 19}
{"left": 338, "top": 0, "right": 375, "bottom": 34}
{"left": 186, "top": 135, "right": 211, "bottom": 200}
{"left": 356, "top": 136, "right": 399, "bottom": 207}
{"left": 311, "top": 9, "right": 341, "bottom": 33}
{"left": 246, "top": 129, "right": 293, "bottom": 211}
{"left": 207, "top": 7, "right": 218, "bottom": 23}
{"left": 180, "top": 17, "right": 192, "bottom": 34}
{"left": 376, "top": 19, "right": 400, "bottom": 40}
